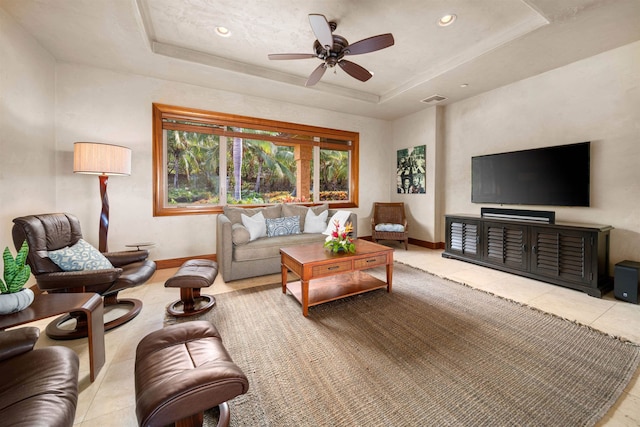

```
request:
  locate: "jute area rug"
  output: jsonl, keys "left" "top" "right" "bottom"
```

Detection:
{"left": 170, "top": 263, "right": 640, "bottom": 426}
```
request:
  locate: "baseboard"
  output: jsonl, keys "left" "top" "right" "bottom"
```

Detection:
{"left": 408, "top": 238, "right": 445, "bottom": 250}
{"left": 361, "top": 236, "right": 444, "bottom": 249}
{"left": 155, "top": 254, "right": 217, "bottom": 270}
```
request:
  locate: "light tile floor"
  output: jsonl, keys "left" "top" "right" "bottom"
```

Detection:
{"left": 21, "top": 245, "right": 640, "bottom": 426}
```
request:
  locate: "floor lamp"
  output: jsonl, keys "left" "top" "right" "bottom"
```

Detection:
{"left": 73, "top": 142, "right": 132, "bottom": 253}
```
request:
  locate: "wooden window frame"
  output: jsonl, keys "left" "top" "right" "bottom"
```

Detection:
{"left": 152, "top": 103, "right": 359, "bottom": 216}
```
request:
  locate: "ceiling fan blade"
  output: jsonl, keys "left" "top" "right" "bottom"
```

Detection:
{"left": 344, "top": 33, "right": 395, "bottom": 56}
{"left": 338, "top": 60, "right": 372, "bottom": 82}
{"left": 305, "top": 63, "right": 327, "bottom": 87}
{"left": 308, "top": 14, "right": 333, "bottom": 50}
{"left": 268, "top": 53, "right": 317, "bottom": 60}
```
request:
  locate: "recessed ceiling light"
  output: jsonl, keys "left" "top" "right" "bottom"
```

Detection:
{"left": 460, "top": 83, "right": 469, "bottom": 88}
{"left": 438, "top": 14, "right": 457, "bottom": 27}
{"left": 215, "top": 26, "right": 231, "bottom": 37}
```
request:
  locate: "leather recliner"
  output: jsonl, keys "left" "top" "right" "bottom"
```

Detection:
{"left": 12, "top": 213, "right": 157, "bottom": 339}
{"left": 0, "top": 327, "right": 79, "bottom": 426}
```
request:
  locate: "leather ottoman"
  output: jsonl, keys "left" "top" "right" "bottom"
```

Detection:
{"left": 165, "top": 259, "right": 218, "bottom": 317}
{"left": 134, "top": 320, "right": 249, "bottom": 427}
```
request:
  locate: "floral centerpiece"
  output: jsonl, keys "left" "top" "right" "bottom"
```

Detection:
{"left": 324, "top": 220, "right": 356, "bottom": 254}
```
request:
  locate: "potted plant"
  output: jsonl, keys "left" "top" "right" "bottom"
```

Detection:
{"left": 0, "top": 241, "right": 34, "bottom": 314}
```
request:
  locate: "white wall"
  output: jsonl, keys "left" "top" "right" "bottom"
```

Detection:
{"left": 54, "top": 64, "right": 392, "bottom": 261}
{"left": 442, "top": 41, "right": 640, "bottom": 265}
{"left": 0, "top": 8, "right": 56, "bottom": 254}
{"left": 391, "top": 107, "right": 441, "bottom": 243}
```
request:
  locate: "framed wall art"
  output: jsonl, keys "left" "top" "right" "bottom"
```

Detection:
{"left": 397, "top": 145, "right": 426, "bottom": 194}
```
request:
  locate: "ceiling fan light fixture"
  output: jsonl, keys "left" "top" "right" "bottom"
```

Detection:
{"left": 438, "top": 14, "right": 457, "bottom": 27}
{"left": 215, "top": 26, "right": 231, "bottom": 37}
{"left": 269, "top": 13, "right": 394, "bottom": 86}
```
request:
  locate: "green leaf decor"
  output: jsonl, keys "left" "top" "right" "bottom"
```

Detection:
{"left": 0, "top": 241, "right": 31, "bottom": 294}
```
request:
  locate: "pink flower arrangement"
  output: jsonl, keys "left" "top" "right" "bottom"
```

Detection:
{"left": 324, "top": 220, "right": 356, "bottom": 254}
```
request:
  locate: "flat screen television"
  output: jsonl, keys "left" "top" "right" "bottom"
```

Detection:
{"left": 471, "top": 142, "right": 590, "bottom": 207}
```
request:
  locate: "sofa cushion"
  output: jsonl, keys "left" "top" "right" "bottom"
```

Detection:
{"left": 233, "top": 233, "right": 326, "bottom": 262}
{"left": 241, "top": 212, "right": 267, "bottom": 241}
{"left": 231, "top": 223, "right": 251, "bottom": 245}
{"left": 224, "top": 205, "right": 282, "bottom": 225}
{"left": 47, "top": 239, "right": 113, "bottom": 271}
{"left": 266, "top": 216, "right": 300, "bottom": 237}
{"left": 282, "top": 203, "right": 328, "bottom": 231}
{"left": 303, "top": 209, "right": 328, "bottom": 233}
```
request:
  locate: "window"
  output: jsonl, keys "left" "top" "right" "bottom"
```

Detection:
{"left": 152, "top": 103, "right": 359, "bottom": 216}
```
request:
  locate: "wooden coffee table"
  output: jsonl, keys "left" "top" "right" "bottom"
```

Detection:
{"left": 280, "top": 239, "right": 393, "bottom": 316}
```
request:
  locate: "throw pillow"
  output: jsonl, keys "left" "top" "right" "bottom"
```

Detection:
{"left": 281, "top": 204, "right": 308, "bottom": 230}
{"left": 241, "top": 211, "right": 267, "bottom": 241}
{"left": 282, "top": 203, "right": 328, "bottom": 232}
{"left": 266, "top": 216, "right": 300, "bottom": 237}
{"left": 231, "top": 223, "right": 251, "bottom": 245}
{"left": 324, "top": 210, "right": 352, "bottom": 235}
{"left": 375, "top": 223, "right": 405, "bottom": 232}
{"left": 48, "top": 239, "right": 114, "bottom": 271}
{"left": 303, "top": 209, "right": 328, "bottom": 233}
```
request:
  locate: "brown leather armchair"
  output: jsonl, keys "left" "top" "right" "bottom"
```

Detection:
{"left": 0, "top": 327, "right": 79, "bottom": 426}
{"left": 12, "top": 213, "right": 157, "bottom": 339}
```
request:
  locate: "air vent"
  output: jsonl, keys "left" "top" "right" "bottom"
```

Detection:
{"left": 421, "top": 94, "right": 447, "bottom": 104}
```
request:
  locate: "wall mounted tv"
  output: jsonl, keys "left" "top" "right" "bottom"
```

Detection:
{"left": 471, "top": 142, "right": 590, "bottom": 207}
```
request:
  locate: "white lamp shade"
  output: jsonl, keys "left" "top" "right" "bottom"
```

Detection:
{"left": 73, "top": 142, "right": 132, "bottom": 175}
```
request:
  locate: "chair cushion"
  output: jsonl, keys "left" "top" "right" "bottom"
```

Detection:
{"left": 164, "top": 259, "right": 218, "bottom": 289}
{"left": 303, "top": 209, "right": 328, "bottom": 233}
{"left": 375, "top": 223, "right": 406, "bottom": 232}
{"left": 47, "top": 239, "right": 113, "bottom": 271}
{"left": 12, "top": 213, "right": 84, "bottom": 275}
{"left": 241, "top": 211, "right": 267, "bottom": 241}
{"left": 0, "top": 346, "right": 79, "bottom": 427}
{"left": 266, "top": 216, "right": 300, "bottom": 237}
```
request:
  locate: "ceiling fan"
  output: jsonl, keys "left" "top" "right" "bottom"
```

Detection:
{"left": 268, "top": 14, "right": 394, "bottom": 87}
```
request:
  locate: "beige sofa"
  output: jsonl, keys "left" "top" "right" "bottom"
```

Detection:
{"left": 216, "top": 204, "right": 357, "bottom": 281}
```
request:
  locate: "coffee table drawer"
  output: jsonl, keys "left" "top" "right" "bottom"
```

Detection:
{"left": 354, "top": 254, "right": 387, "bottom": 269}
{"left": 312, "top": 261, "right": 352, "bottom": 277}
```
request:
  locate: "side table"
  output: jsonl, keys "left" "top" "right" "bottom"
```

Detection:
{"left": 0, "top": 292, "right": 105, "bottom": 382}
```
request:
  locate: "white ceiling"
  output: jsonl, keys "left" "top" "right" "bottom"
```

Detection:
{"left": 2, "top": 0, "right": 639, "bottom": 120}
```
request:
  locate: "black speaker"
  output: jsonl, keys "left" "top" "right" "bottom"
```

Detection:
{"left": 614, "top": 260, "right": 640, "bottom": 304}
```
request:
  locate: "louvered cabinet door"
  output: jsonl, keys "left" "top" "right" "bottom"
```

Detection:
{"left": 484, "top": 222, "right": 528, "bottom": 271}
{"left": 529, "top": 227, "right": 594, "bottom": 286}
{"left": 444, "top": 214, "right": 612, "bottom": 297}
{"left": 445, "top": 217, "right": 481, "bottom": 260}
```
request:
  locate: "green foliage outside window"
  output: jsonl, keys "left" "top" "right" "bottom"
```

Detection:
{"left": 153, "top": 103, "right": 358, "bottom": 216}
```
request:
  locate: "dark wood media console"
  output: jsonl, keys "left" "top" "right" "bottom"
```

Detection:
{"left": 443, "top": 214, "right": 613, "bottom": 297}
